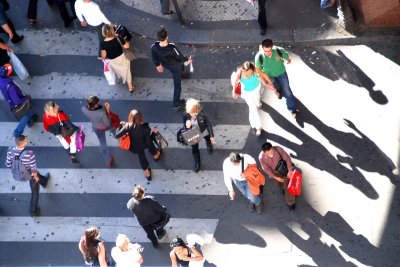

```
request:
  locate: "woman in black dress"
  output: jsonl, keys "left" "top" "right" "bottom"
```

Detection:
{"left": 115, "top": 109, "right": 160, "bottom": 180}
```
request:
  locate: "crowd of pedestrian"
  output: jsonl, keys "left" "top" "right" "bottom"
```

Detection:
{"left": 1, "top": 1, "right": 303, "bottom": 266}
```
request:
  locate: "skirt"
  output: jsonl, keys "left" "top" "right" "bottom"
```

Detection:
{"left": 109, "top": 53, "right": 132, "bottom": 85}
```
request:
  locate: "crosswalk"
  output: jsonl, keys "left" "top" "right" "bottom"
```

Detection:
{"left": 0, "top": 28, "right": 261, "bottom": 266}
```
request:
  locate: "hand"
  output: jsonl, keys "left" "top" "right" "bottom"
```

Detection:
{"left": 31, "top": 172, "right": 39, "bottom": 182}
{"left": 104, "top": 102, "right": 110, "bottom": 109}
{"left": 288, "top": 170, "right": 293, "bottom": 178}
{"left": 287, "top": 59, "right": 292, "bottom": 64}
{"left": 228, "top": 191, "right": 235, "bottom": 200}
{"left": 186, "top": 55, "right": 193, "bottom": 64}
{"left": 232, "top": 89, "right": 238, "bottom": 100}
{"left": 185, "top": 120, "right": 192, "bottom": 128}
{"left": 7, "top": 46, "right": 13, "bottom": 52}
{"left": 152, "top": 127, "right": 158, "bottom": 133}
{"left": 210, "top": 137, "right": 216, "bottom": 144}
{"left": 156, "top": 65, "right": 164, "bottom": 73}
{"left": 274, "top": 176, "right": 284, "bottom": 183}
{"left": 8, "top": 32, "right": 13, "bottom": 41}
{"left": 81, "top": 20, "right": 87, "bottom": 27}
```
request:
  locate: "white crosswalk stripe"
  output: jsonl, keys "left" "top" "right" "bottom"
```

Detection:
{"left": 0, "top": 168, "right": 226, "bottom": 194}
{"left": 0, "top": 122, "right": 250, "bottom": 149}
{"left": 0, "top": 217, "right": 218, "bottom": 244}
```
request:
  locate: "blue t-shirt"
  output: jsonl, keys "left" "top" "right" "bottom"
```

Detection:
{"left": 241, "top": 74, "right": 260, "bottom": 92}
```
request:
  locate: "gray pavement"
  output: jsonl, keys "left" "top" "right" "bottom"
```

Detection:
{"left": 1, "top": 1, "right": 400, "bottom": 267}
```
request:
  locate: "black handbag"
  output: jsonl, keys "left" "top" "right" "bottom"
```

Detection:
{"left": 275, "top": 149, "right": 288, "bottom": 176}
{"left": 152, "top": 212, "right": 171, "bottom": 230}
{"left": 58, "top": 114, "right": 75, "bottom": 138}
{"left": 13, "top": 98, "right": 33, "bottom": 120}
{"left": 151, "top": 131, "right": 168, "bottom": 151}
{"left": 178, "top": 127, "right": 202, "bottom": 146}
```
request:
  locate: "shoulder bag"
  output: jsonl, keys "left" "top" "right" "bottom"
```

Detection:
{"left": 119, "top": 125, "right": 131, "bottom": 150}
{"left": 178, "top": 127, "right": 202, "bottom": 146}
{"left": 58, "top": 113, "right": 75, "bottom": 138}
{"left": 116, "top": 37, "right": 135, "bottom": 61}
{"left": 275, "top": 148, "right": 288, "bottom": 176}
{"left": 5, "top": 83, "right": 34, "bottom": 120}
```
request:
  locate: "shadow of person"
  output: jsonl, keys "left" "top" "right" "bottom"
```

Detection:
{"left": 277, "top": 201, "right": 387, "bottom": 267}
{"left": 295, "top": 100, "right": 398, "bottom": 184}
{"left": 291, "top": 47, "right": 388, "bottom": 105}
{"left": 260, "top": 102, "right": 379, "bottom": 199}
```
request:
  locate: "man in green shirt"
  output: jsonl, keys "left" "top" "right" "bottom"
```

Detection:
{"left": 255, "top": 39, "right": 299, "bottom": 118}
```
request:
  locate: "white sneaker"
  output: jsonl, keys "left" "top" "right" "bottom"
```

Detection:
{"left": 256, "top": 129, "right": 262, "bottom": 136}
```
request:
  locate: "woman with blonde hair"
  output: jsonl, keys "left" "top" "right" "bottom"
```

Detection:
{"left": 78, "top": 226, "right": 109, "bottom": 267}
{"left": 231, "top": 61, "right": 274, "bottom": 136}
{"left": 183, "top": 98, "right": 215, "bottom": 173}
{"left": 111, "top": 234, "right": 143, "bottom": 267}
{"left": 100, "top": 24, "right": 134, "bottom": 92}
{"left": 115, "top": 110, "right": 160, "bottom": 180}
{"left": 42, "top": 101, "right": 80, "bottom": 163}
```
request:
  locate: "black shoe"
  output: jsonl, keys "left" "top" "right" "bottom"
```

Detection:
{"left": 194, "top": 162, "right": 200, "bottom": 173}
{"left": 12, "top": 35, "right": 24, "bottom": 44}
{"left": 206, "top": 144, "right": 213, "bottom": 155}
{"left": 41, "top": 173, "right": 51, "bottom": 188}
{"left": 152, "top": 242, "right": 159, "bottom": 249}
{"left": 30, "top": 207, "right": 40, "bottom": 217}
{"left": 260, "top": 29, "right": 266, "bottom": 35}
{"left": 173, "top": 103, "right": 184, "bottom": 111}
{"left": 277, "top": 90, "right": 283, "bottom": 99}
{"left": 66, "top": 148, "right": 71, "bottom": 156}
{"left": 248, "top": 202, "right": 255, "bottom": 212}
{"left": 70, "top": 154, "right": 79, "bottom": 164}
{"left": 157, "top": 229, "right": 166, "bottom": 240}
{"left": 145, "top": 168, "right": 152, "bottom": 181}
{"left": 288, "top": 204, "right": 296, "bottom": 211}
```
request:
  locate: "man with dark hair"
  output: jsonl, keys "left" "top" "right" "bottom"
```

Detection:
{"left": 127, "top": 186, "right": 168, "bottom": 248}
{"left": 258, "top": 142, "right": 296, "bottom": 210}
{"left": 5, "top": 135, "right": 50, "bottom": 216}
{"left": 151, "top": 27, "right": 192, "bottom": 111}
{"left": 255, "top": 39, "right": 299, "bottom": 118}
{"left": 223, "top": 152, "right": 263, "bottom": 213}
{"left": 0, "top": 64, "right": 38, "bottom": 136}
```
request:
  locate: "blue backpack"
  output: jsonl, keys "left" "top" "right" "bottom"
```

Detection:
{"left": 9, "top": 148, "right": 32, "bottom": 181}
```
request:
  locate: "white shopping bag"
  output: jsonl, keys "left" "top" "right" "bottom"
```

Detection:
{"left": 103, "top": 59, "right": 116, "bottom": 85}
{"left": 8, "top": 52, "right": 29, "bottom": 80}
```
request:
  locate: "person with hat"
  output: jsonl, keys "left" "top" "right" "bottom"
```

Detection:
{"left": 5, "top": 135, "right": 50, "bottom": 216}
{"left": 0, "top": 63, "right": 38, "bottom": 137}
{"left": 81, "top": 95, "right": 115, "bottom": 167}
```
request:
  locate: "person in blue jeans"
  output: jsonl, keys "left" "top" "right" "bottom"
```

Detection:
{"left": 151, "top": 27, "right": 192, "bottom": 111}
{"left": 223, "top": 152, "right": 263, "bottom": 214}
{"left": 255, "top": 39, "right": 299, "bottom": 118}
{"left": 81, "top": 95, "right": 115, "bottom": 167}
{"left": 0, "top": 64, "right": 38, "bottom": 136}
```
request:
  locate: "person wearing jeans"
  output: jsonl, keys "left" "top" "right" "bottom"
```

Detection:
{"left": 223, "top": 152, "right": 263, "bottom": 213}
{"left": 5, "top": 135, "right": 50, "bottom": 216}
{"left": 255, "top": 38, "right": 299, "bottom": 118}
{"left": 81, "top": 96, "right": 115, "bottom": 167}
{"left": 0, "top": 64, "right": 39, "bottom": 137}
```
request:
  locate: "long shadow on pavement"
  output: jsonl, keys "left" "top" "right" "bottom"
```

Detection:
{"left": 260, "top": 102, "right": 379, "bottom": 199}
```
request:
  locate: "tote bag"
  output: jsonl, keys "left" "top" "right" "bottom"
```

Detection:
{"left": 8, "top": 52, "right": 29, "bottom": 80}
{"left": 103, "top": 59, "right": 116, "bottom": 85}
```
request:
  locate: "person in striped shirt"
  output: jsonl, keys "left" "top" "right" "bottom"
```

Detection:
{"left": 5, "top": 135, "right": 50, "bottom": 216}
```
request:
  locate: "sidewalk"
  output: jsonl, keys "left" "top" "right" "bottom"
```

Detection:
{"left": 105, "top": 0, "right": 399, "bottom": 46}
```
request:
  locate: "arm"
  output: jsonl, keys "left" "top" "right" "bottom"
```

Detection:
{"left": 101, "top": 50, "right": 107, "bottom": 60}
{"left": 202, "top": 112, "right": 214, "bottom": 139}
{"left": 0, "top": 41, "right": 12, "bottom": 52}
{"left": 223, "top": 159, "right": 235, "bottom": 200}
{"left": 97, "top": 242, "right": 108, "bottom": 267}
{"left": 115, "top": 123, "right": 129, "bottom": 139}
{"left": 280, "top": 48, "right": 291, "bottom": 64}
{"left": 95, "top": 5, "right": 112, "bottom": 25}
{"left": 170, "top": 250, "right": 178, "bottom": 267}
{"left": 42, "top": 113, "right": 50, "bottom": 132}
{"left": 188, "top": 247, "right": 203, "bottom": 262}
{"left": 74, "top": 1, "right": 84, "bottom": 22}
{"left": 5, "top": 148, "right": 12, "bottom": 168}
{"left": 78, "top": 236, "right": 86, "bottom": 259}
{"left": 1, "top": 23, "right": 13, "bottom": 40}
{"left": 151, "top": 45, "right": 164, "bottom": 73}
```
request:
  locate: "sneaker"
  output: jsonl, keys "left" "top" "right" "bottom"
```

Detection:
{"left": 248, "top": 202, "right": 255, "bottom": 212}
{"left": 173, "top": 103, "right": 184, "bottom": 111}
{"left": 70, "top": 154, "right": 79, "bottom": 164}
{"left": 256, "top": 203, "right": 263, "bottom": 214}
{"left": 106, "top": 156, "right": 114, "bottom": 168}
{"left": 41, "top": 173, "right": 51, "bottom": 188}
{"left": 157, "top": 229, "right": 166, "bottom": 240}
{"left": 288, "top": 204, "right": 296, "bottom": 211}
{"left": 255, "top": 129, "right": 262, "bottom": 136}
{"left": 291, "top": 110, "right": 299, "bottom": 119}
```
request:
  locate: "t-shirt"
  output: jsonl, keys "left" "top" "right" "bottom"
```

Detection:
{"left": 100, "top": 38, "right": 125, "bottom": 59}
{"left": 111, "top": 244, "right": 142, "bottom": 267}
{"left": 255, "top": 48, "right": 289, "bottom": 77}
{"left": 241, "top": 73, "right": 260, "bottom": 92}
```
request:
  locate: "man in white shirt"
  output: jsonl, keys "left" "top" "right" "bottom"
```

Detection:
{"left": 223, "top": 152, "right": 263, "bottom": 213}
{"left": 75, "top": 0, "right": 112, "bottom": 56}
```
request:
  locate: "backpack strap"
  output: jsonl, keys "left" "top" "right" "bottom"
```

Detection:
{"left": 241, "top": 153, "right": 244, "bottom": 173}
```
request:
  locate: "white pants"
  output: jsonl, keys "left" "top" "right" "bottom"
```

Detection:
{"left": 56, "top": 131, "right": 77, "bottom": 153}
{"left": 241, "top": 85, "right": 262, "bottom": 129}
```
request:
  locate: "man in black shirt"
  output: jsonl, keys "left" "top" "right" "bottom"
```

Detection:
{"left": 151, "top": 27, "right": 192, "bottom": 111}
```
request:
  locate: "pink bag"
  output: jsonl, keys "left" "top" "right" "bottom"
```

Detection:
{"left": 75, "top": 125, "right": 86, "bottom": 152}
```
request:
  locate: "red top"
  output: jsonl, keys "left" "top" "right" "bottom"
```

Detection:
{"left": 42, "top": 111, "right": 72, "bottom": 143}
